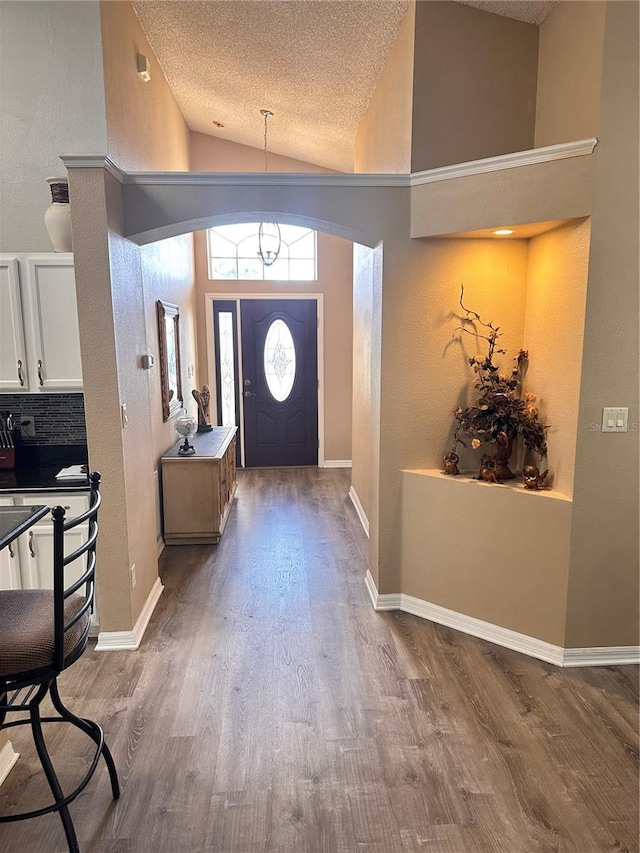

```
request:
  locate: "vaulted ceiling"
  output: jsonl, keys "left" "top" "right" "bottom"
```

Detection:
{"left": 132, "top": 0, "right": 561, "bottom": 171}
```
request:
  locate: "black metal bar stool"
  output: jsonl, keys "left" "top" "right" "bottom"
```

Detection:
{"left": 0, "top": 472, "right": 120, "bottom": 853}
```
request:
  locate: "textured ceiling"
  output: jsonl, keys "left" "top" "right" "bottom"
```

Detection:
{"left": 457, "top": 1, "right": 561, "bottom": 26}
{"left": 132, "top": 0, "right": 410, "bottom": 172}
{"left": 132, "top": 0, "right": 562, "bottom": 172}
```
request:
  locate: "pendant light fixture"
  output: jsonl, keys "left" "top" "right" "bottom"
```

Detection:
{"left": 257, "top": 109, "right": 281, "bottom": 267}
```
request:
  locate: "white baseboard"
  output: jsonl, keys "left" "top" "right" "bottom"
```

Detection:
{"left": 322, "top": 459, "right": 352, "bottom": 468}
{"left": 157, "top": 536, "right": 165, "bottom": 559}
{"left": 348, "top": 486, "right": 369, "bottom": 537}
{"left": 363, "top": 571, "right": 639, "bottom": 668}
{"left": 364, "top": 569, "right": 399, "bottom": 609}
{"left": 562, "top": 646, "right": 640, "bottom": 667}
{"left": 0, "top": 740, "right": 19, "bottom": 787}
{"left": 95, "top": 577, "right": 164, "bottom": 652}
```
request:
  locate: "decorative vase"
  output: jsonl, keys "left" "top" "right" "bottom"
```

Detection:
{"left": 44, "top": 176, "right": 72, "bottom": 252}
{"left": 175, "top": 410, "right": 198, "bottom": 456}
{"left": 493, "top": 435, "right": 515, "bottom": 479}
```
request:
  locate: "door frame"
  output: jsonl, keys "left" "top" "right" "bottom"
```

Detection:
{"left": 205, "top": 293, "right": 325, "bottom": 467}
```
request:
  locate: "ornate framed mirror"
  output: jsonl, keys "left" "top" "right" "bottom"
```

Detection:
{"left": 157, "top": 300, "right": 183, "bottom": 421}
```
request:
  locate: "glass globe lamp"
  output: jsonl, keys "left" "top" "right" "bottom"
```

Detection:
{"left": 175, "top": 410, "right": 198, "bottom": 456}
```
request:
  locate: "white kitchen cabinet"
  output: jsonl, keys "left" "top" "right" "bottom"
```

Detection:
{"left": 0, "top": 253, "right": 82, "bottom": 392}
{"left": 0, "top": 496, "right": 21, "bottom": 589}
{"left": 0, "top": 493, "right": 87, "bottom": 583}
{"left": 13, "top": 493, "right": 89, "bottom": 590}
{"left": 0, "top": 258, "right": 29, "bottom": 391}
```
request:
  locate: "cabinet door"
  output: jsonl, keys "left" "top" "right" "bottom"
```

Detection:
{"left": 0, "top": 496, "right": 21, "bottom": 590}
{"left": 24, "top": 255, "right": 83, "bottom": 390}
{"left": 17, "top": 523, "right": 88, "bottom": 590}
{"left": 0, "top": 257, "right": 29, "bottom": 391}
{"left": 15, "top": 493, "right": 89, "bottom": 590}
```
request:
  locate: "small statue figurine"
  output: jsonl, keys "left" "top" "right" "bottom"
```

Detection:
{"left": 192, "top": 385, "right": 213, "bottom": 432}
{"left": 478, "top": 455, "right": 502, "bottom": 484}
{"left": 522, "top": 465, "right": 549, "bottom": 490}
{"left": 443, "top": 451, "right": 460, "bottom": 475}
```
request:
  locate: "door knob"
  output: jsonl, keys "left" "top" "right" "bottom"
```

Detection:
{"left": 244, "top": 390, "right": 255, "bottom": 398}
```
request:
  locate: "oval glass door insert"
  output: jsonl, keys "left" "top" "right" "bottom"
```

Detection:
{"left": 264, "top": 318, "right": 296, "bottom": 402}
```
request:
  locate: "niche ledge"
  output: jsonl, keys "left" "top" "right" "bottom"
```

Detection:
{"left": 404, "top": 468, "right": 572, "bottom": 502}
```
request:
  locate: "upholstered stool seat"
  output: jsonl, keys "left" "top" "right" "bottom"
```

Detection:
{"left": 0, "top": 590, "right": 89, "bottom": 678}
{"left": 0, "top": 473, "right": 120, "bottom": 853}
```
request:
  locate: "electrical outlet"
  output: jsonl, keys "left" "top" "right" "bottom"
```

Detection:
{"left": 20, "top": 416, "right": 35, "bottom": 438}
{"left": 130, "top": 563, "right": 136, "bottom": 589}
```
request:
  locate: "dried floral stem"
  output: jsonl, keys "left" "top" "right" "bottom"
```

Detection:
{"left": 450, "top": 286, "right": 549, "bottom": 460}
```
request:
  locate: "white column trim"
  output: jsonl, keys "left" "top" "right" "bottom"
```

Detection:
{"left": 95, "top": 577, "right": 164, "bottom": 651}
{"left": 321, "top": 459, "right": 352, "bottom": 468}
{"left": 60, "top": 154, "right": 126, "bottom": 182}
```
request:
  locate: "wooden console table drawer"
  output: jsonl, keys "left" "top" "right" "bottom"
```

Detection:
{"left": 161, "top": 426, "right": 237, "bottom": 545}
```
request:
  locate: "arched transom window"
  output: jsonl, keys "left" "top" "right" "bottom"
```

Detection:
{"left": 206, "top": 223, "right": 317, "bottom": 281}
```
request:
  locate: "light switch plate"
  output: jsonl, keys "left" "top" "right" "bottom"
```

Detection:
{"left": 602, "top": 407, "right": 628, "bottom": 432}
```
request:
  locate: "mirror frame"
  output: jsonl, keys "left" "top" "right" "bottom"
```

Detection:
{"left": 156, "top": 300, "right": 183, "bottom": 421}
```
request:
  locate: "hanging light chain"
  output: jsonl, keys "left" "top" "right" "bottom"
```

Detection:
{"left": 258, "top": 109, "right": 280, "bottom": 266}
{"left": 261, "top": 108, "right": 273, "bottom": 174}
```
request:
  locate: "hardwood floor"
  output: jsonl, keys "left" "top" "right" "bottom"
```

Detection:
{"left": 0, "top": 468, "right": 638, "bottom": 852}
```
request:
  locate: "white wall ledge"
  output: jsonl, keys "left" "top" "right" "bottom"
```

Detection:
{"left": 404, "top": 468, "right": 572, "bottom": 502}
{"left": 410, "top": 138, "right": 598, "bottom": 186}
{"left": 61, "top": 138, "right": 597, "bottom": 189}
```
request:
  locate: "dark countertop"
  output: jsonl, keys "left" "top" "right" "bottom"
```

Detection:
{"left": 0, "top": 465, "right": 90, "bottom": 493}
{"left": 0, "top": 444, "right": 90, "bottom": 494}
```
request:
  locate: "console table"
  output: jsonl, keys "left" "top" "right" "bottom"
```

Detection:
{"left": 161, "top": 426, "right": 237, "bottom": 545}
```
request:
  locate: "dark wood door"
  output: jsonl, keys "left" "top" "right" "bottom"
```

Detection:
{"left": 241, "top": 300, "right": 318, "bottom": 467}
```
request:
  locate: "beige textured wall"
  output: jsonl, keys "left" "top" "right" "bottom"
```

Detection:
{"left": 190, "top": 134, "right": 352, "bottom": 462}
{"left": 354, "top": 1, "right": 415, "bottom": 173}
{"left": 411, "top": 1, "right": 538, "bottom": 172}
{"left": 402, "top": 471, "right": 572, "bottom": 646}
{"left": 0, "top": 0, "right": 107, "bottom": 251}
{"left": 351, "top": 241, "right": 383, "bottom": 587}
{"left": 69, "top": 169, "right": 133, "bottom": 632}
{"left": 535, "top": 1, "right": 606, "bottom": 148}
{"left": 524, "top": 220, "right": 591, "bottom": 498}
{"left": 68, "top": 0, "right": 196, "bottom": 629}
{"left": 100, "top": 1, "right": 190, "bottom": 171}
{"left": 351, "top": 245, "right": 375, "bottom": 520}
{"left": 565, "top": 0, "right": 640, "bottom": 649}
{"left": 411, "top": 151, "right": 596, "bottom": 239}
{"left": 190, "top": 133, "right": 335, "bottom": 174}
{"left": 378, "top": 237, "right": 530, "bottom": 593}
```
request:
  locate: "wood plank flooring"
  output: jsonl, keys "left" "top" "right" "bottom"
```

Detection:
{"left": 0, "top": 468, "right": 638, "bottom": 852}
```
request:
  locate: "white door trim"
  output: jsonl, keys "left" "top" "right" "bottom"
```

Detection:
{"left": 205, "top": 293, "right": 325, "bottom": 466}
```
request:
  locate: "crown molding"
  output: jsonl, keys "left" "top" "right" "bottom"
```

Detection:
{"left": 61, "top": 139, "right": 597, "bottom": 190}
{"left": 60, "top": 155, "right": 126, "bottom": 182}
{"left": 60, "top": 157, "right": 407, "bottom": 186}
{"left": 410, "top": 138, "right": 598, "bottom": 187}
{"left": 122, "top": 171, "right": 407, "bottom": 187}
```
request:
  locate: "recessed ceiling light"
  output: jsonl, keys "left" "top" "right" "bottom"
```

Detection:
{"left": 493, "top": 228, "right": 514, "bottom": 236}
{"left": 212, "top": 120, "right": 225, "bottom": 128}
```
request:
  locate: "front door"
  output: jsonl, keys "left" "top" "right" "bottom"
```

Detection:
{"left": 240, "top": 300, "right": 318, "bottom": 467}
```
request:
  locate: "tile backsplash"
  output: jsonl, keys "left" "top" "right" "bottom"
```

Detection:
{"left": 0, "top": 394, "right": 87, "bottom": 445}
